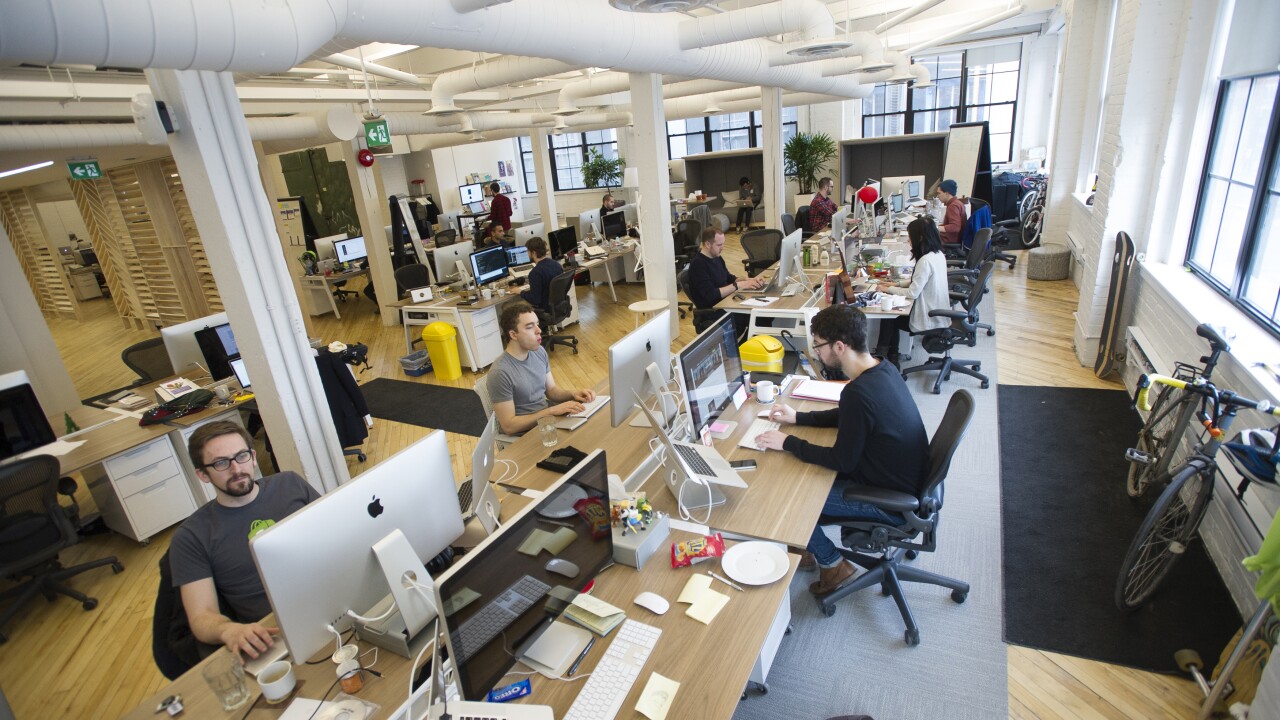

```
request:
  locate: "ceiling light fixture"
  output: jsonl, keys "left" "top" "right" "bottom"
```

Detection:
{"left": 609, "top": 0, "right": 712, "bottom": 12}
{"left": 0, "top": 160, "right": 54, "bottom": 180}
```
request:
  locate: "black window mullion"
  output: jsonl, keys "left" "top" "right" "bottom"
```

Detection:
{"left": 1230, "top": 81, "right": 1280, "bottom": 298}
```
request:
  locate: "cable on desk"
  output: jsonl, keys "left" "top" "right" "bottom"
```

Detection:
{"left": 493, "top": 458, "right": 519, "bottom": 484}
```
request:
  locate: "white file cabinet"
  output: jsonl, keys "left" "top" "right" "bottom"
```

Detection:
{"left": 85, "top": 433, "right": 198, "bottom": 543}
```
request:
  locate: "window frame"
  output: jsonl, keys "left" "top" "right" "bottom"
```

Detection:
{"left": 516, "top": 130, "right": 621, "bottom": 193}
{"left": 666, "top": 109, "right": 799, "bottom": 160}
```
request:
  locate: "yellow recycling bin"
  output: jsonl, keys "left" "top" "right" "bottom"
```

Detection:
{"left": 421, "top": 322, "right": 462, "bottom": 380}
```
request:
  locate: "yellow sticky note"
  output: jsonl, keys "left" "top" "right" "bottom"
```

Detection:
{"left": 544, "top": 526, "right": 578, "bottom": 555}
{"left": 636, "top": 672, "right": 680, "bottom": 720}
{"left": 685, "top": 588, "right": 730, "bottom": 624}
{"left": 676, "top": 574, "right": 712, "bottom": 604}
{"left": 517, "top": 528, "right": 553, "bottom": 556}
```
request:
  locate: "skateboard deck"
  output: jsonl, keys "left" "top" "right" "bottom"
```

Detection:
{"left": 1095, "top": 231, "right": 1136, "bottom": 378}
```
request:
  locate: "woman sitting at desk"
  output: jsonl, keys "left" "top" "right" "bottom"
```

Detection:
{"left": 871, "top": 216, "right": 950, "bottom": 368}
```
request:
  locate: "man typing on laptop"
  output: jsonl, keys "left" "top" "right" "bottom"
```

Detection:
{"left": 488, "top": 302, "right": 597, "bottom": 435}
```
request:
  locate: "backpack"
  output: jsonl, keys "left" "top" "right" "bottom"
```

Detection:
{"left": 139, "top": 389, "right": 214, "bottom": 426}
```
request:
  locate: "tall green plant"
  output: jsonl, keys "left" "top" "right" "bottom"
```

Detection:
{"left": 783, "top": 132, "right": 838, "bottom": 195}
{"left": 581, "top": 148, "right": 625, "bottom": 189}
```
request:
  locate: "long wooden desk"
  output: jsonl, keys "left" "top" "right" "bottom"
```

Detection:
{"left": 300, "top": 267, "right": 369, "bottom": 320}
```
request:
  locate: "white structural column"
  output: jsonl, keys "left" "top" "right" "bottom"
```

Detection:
{"left": 145, "top": 68, "right": 349, "bottom": 494}
{"left": 254, "top": 143, "right": 316, "bottom": 338}
{"left": 339, "top": 140, "right": 395, "bottom": 326}
{"left": 531, "top": 130, "right": 559, "bottom": 229}
{"left": 629, "top": 72, "right": 677, "bottom": 336}
{"left": 760, "top": 87, "right": 786, "bottom": 231}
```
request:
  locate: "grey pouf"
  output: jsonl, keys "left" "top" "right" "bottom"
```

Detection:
{"left": 711, "top": 213, "right": 730, "bottom": 232}
{"left": 1027, "top": 244, "right": 1071, "bottom": 280}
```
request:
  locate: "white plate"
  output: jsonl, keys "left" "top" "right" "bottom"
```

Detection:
{"left": 721, "top": 541, "right": 790, "bottom": 586}
{"left": 536, "top": 484, "right": 587, "bottom": 519}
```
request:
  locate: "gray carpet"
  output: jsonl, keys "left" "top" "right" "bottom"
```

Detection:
{"left": 733, "top": 294, "right": 1007, "bottom": 720}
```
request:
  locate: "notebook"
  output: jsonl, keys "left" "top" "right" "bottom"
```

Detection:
{"left": 790, "top": 379, "right": 846, "bottom": 403}
{"left": 555, "top": 395, "right": 611, "bottom": 430}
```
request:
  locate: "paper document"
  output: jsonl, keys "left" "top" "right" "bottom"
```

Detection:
{"left": 790, "top": 379, "right": 847, "bottom": 403}
{"left": 637, "top": 673, "right": 681, "bottom": 720}
{"left": 739, "top": 297, "right": 778, "bottom": 307}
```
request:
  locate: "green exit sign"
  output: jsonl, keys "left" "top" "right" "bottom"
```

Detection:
{"left": 67, "top": 160, "right": 102, "bottom": 180}
{"left": 364, "top": 120, "right": 391, "bottom": 147}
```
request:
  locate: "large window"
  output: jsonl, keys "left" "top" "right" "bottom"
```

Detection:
{"left": 516, "top": 129, "right": 619, "bottom": 192}
{"left": 862, "top": 44, "right": 1021, "bottom": 164}
{"left": 666, "top": 108, "right": 798, "bottom": 160}
{"left": 1186, "top": 73, "right": 1280, "bottom": 336}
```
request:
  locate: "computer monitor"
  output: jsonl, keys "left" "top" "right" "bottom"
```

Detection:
{"left": 881, "top": 175, "right": 927, "bottom": 204}
{"left": 250, "top": 431, "right": 465, "bottom": 664}
{"left": 161, "top": 312, "right": 230, "bottom": 376}
{"left": 78, "top": 249, "right": 98, "bottom": 266}
{"left": 512, "top": 222, "right": 544, "bottom": 247}
{"left": 434, "top": 449, "right": 613, "bottom": 702}
{"left": 194, "top": 323, "right": 239, "bottom": 381}
{"left": 466, "top": 201, "right": 487, "bottom": 215}
{"left": 776, "top": 228, "right": 804, "bottom": 284}
{"left": 608, "top": 309, "right": 673, "bottom": 428}
{"left": 506, "top": 245, "right": 531, "bottom": 266}
{"left": 0, "top": 370, "right": 56, "bottom": 461}
{"left": 890, "top": 193, "right": 904, "bottom": 213}
{"left": 601, "top": 209, "right": 627, "bottom": 241}
{"left": 829, "top": 206, "right": 850, "bottom": 244}
{"left": 459, "top": 183, "right": 484, "bottom": 206}
{"left": 433, "top": 240, "right": 475, "bottom": 282}
{"left": 577, "top": 208, "right": 601, "bottom": 240}
{"left": 547, "top": 226, "right": 578, "bottom": 261}
{"left": 469, "top": 245, "right": 510, "bottom": 286}
{"left": 908, "top": 179, "right": 922, "bottom": 199}
{"left": 334, "top": 236, "right": 367, "bottom": 264}
{"left": 676, "top": 314, "right": 746, "bottom": 441}
{"left": 228, "top": 357, "right": 251, "bottom": 390}
{"left": 312, "top": 233, "right": 345, "bottom": 262}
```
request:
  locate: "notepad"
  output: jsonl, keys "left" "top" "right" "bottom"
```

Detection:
{"left": 516, "top": 526, "right": 578, "bottom": 556}
{"left": 563, "top": 593, "right": 626, "bottom": 636}
{"left": 637, "top": 673, "right": 681, "bottom": 720}
{"left": 685, "top": 588, "right": 730, "bottom": 624}
{"left": 677, "top": 574, "right": 713, "bottom": 604}
{"left": 790, "top": 378, "right": 847, "bottom": 403}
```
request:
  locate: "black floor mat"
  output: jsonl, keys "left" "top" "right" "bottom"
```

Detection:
{"left": 360, "top": 378, "right": 488, "bottom": 437}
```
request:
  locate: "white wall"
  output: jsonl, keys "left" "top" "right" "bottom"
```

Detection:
{"left": 36, "top": 199, "right": 91, "bottom": 248}
{"left": 1014, "top": 33, "right": 1061, "bottom": 167}
{"left": 428, "top": 138, "right": 528, "bottom": 221}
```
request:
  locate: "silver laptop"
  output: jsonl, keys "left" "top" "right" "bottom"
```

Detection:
{"left": 634, "top": 391, "right": 744, "bottom": 495}
{"left": 458, "top": 414, "right": 502, "bottom": 535}
{"left": 737, "top": 268, "right": 783, "bottom": 295}
{"left": 555, "top": 395, "right": 610, "bottom": 430}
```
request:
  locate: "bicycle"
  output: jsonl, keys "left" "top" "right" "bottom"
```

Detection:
{"left": 1114, "top": 372, "right": 1280, "bottom": 612}
{"left": 1125, "top": 324, "right": 1231, "bottom": 497}
{"left": 1017, "top": 174, "right": 1047, "bottom": 248}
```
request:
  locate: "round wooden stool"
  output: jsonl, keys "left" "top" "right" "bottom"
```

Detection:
{"left": 628, "top": 299, "right": 669, "bottom": 327}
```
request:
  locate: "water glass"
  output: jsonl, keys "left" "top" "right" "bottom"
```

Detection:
{"left": 538, "top": 416, "right": 559, "bottom": 448}
{"left": 201, "top": 654, "right": 250, "bottom": 711}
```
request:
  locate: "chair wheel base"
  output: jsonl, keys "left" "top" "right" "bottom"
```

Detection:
{"left": 819, "top": 602, "right": 836, "bottom": 618}
{"left": 905, "top": 628, "right": 920, "bottom": 646}
{"left": 951, "top": 590, "right": 967, "bottom": 603}
{"left": 82, "top": 598, "right": 98, "bottom": 611}
{"left": 111, "top": 562, "right": 124, "bottom": 573}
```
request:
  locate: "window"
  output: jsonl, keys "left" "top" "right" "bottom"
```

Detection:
{"left": 862, "top": 44, "right": 1021, "bottom": 164}
{"left": 517, "top": 136, "right": 537, "bottom": 193}
{"left": 1186, "top": 73, "right": 1280, "bottom": 336}
{"left": 515, "top": 130, "right": 619, "bottom": 192}
{"left": 667, "top": 108, "right": 798, "bottom": 160}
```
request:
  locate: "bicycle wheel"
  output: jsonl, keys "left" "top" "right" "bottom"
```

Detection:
{"left": 1126, "top": 384, "right": 1185, "bottom": 497}
{"left": 1115, "top": 463, "right": 1214, "bottom": 611}
{"left": 1022, "top": 207, "right": 1043, "bottom": 247}
{"left": 1019, "top": 189, "right": 1039, "bottom": 226}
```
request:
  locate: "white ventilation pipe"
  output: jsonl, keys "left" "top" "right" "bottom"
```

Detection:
{"left": 909, "top": 64, "right": 933, "bottom": 88}
{"left": 904, "top": 5, "right": 1026, "bottom": 57}
{"left": 460, "top": 112, "right": 556, "bottom": 133}
{"left": 825, "top": 49, "right": 916, "bottom": 84}
{"left": 380, "top": 112, "right": 465, "bottom": 136}
{"left": 322, "top": 53, "right": 422, "bottom": 85}
{"left": 769, "top": 32, "right": 886, "bottom": 69}
{"left": 874, "top": 0, "right": 947, "bottom": 34}
{"left": 451, "top": 0, "right": 514, "bottom": 12}
{"left": 554, "top": 75, "right": 744, "bottom": 115}
{"left": 0, "top": 1, "right": 880, "bottom": 102}
{"left": 677, "top": 0, "right": 833, "bottom": 50}
{"left": 429, "top": 56, "right": 584, "bottom": 114}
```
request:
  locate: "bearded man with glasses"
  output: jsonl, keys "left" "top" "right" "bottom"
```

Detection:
{"left": 169, "top": 420, "right": 320, "bottom": 660}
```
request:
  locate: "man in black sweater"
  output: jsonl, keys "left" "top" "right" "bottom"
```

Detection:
{"left": 515, "top": 236, "right": 563, "bottom": 313}
{"left": 754, "top": 304, "right": 930, "bottom": 596}
{"left": 686, "top": 228, "right": 765, "bottom": 336}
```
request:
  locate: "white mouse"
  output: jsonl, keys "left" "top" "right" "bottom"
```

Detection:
{"left": 633, "top": 591, "right": 669, "bottom": 615}
{"left": 545, "top": 558, "right": 580, "bottom": 578}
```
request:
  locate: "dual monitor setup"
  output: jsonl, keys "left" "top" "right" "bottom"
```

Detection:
{"left": 312, "top": 234, "right": 368, "bottom": 269}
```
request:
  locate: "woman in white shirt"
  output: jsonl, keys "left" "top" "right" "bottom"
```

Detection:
{"left": 874, "top": 216, "right": 951, "bottom": 368}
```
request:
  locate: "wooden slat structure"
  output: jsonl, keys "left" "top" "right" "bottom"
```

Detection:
{"left": 0, "top": 188, "right": 80, "bottom": 320}
{"left": 70, "top": 178, "right": 148, "bottom": 330}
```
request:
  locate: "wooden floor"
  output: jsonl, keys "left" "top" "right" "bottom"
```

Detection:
{"left": 4, "top": 237, "right": 1204, "bottom": 718}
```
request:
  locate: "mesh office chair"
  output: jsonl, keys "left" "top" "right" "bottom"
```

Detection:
{"left": 472, "top": 378, "right": 524, "bottom": 450}
{"left": 394, "top": 263, "right": 433, "bottom": 298}
{"left": 795, "top": 206, "right": 816, "bottom": 239}
{"left": 902, "top": 262, "right": 994, "bottom": 395}
{"left": 434, "top": 229, "right": 458, "bottom": 247}
{"left": 815, "top": 390, "right": 975, "bottom": 646}
{"left": 780, "top": 213, "right": 796, "bottom": 236}
{"left": 740, "top": 229, "right": 783, "bottom": 278}
{"left": 539, "top": 270, "right": 579, "bottom": 354}
{"left": 0, "top": 455, "right": 123, "bottom": 644}
{"left": 152, "top": 549, "right": 230, "bottom": 679}
{"left": 674, "top": 220, "right": 702, "bottom": 318}
{"left": 121, "top": 337, "right": 174, "bottom": 386}
{"left": 677, "top": 265, "right": 721, "bottom": 335}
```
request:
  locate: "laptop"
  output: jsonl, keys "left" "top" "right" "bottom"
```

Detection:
{"left": 738, "top": 269, "right": 783, "bottom": 295}
{"left": 229, "top": 357, "right": 251, "bottom": 390}
{"left": 555, "top": 395, "right": 611, "bottom": 430}
{"left": 506, "top": 246, "right": 531, "bottom": 265}
{"left": 634, "top": 390, "right": 745, "bottom": 491}
{"left": 457, "top": 414, "right": 502, "bottom": 535}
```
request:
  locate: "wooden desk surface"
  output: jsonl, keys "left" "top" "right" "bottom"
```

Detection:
{"left": 49, "top": 414, "right": 175, "bottom": 477}
{"left": 516, "top": 532, "right": 798, "bottom": 719}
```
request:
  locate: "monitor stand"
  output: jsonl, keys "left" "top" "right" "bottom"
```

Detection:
{"left": 354, "top": 593, "right": 435, "bottom": 659}
{"left": 676, "top": 477, "right": 726, "bottom": 511}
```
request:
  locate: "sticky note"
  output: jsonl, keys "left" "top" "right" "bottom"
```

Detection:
{"left": 677, "top": 574, "right": 713, "bottom": 605}
{"left": 685, "top": 588, "right": 730, "bottom": 624}
{"left": 636, "top": 672, "right": 680, "bottom": 720}
{"left": 441, "top": 587, "right": 480, "bottom": 617}
{"left": 709, "top": 421, "right": 729, "bottom": 434}
{"left": 517, "top": 528, "right": 554, "bottom": 556}
{"left": 544, "top": 526, "right": 578, "bottom": 555}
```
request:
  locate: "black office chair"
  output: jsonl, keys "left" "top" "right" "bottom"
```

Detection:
{"left": 815, "top": 390, "right": 975, "bottom": 646}
{"left": 434, "top": 229, "right": 458, "bottom": 247}
{"left": 795, "top": 205, "right": 815, "bottom": 239}
{"left": 152, "top": 549, "right": 226, "bottom": 679}
{"left": 902, "top": 262, "right": 994, "bottom": 395}
{"left": 947, "top": 227, "right": 992, "bottom": 293}
{"left": 539, "top": 270, "right": 579, "bottom": 354}
{"left": 394, "top": 263, "right": 432, "bottom": 298}
{"left": 780, "top": 213, "right": 796, "bottom": 236}
{"left": 677, "top": 265, "right": 721, "bottom": 335}
{"left": 740, "top": 229, "right": 783, "bottom": 277}
{"left": 674, "top": 220, "right": 702, "bottom": 318}
{"left": 121, "top": 337, "right": 174, "bottom": 386}
{"left": 0, "top": 455, "right": 123, "bottom": 644}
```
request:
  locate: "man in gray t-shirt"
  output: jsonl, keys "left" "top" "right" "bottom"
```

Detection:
{"left": 488, "top": 302, "right": 596, "bottom": 435}
{"left": 170, "top": 421, "right": 320, "bottom": 660}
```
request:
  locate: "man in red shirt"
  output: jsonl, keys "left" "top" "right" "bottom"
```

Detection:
{"left": 808, "top": 176, "right": 838, "bottom": 232}
{"left": 936, "top": 179, "right": 965, "bottom": 246}
{"left": 487, "top": 181, "right": 512, "bottom": 232}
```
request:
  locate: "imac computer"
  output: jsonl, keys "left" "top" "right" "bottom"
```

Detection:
{"left": 194, "top": 323, "right": 240, "bottom": 381}
{"left": 506, "top": 245, "right": 531, "bottom": 266}
{"left": 881, "top": 175, "right": 927, "bottom": 205}
{"left": 777, "top": 227, "right": 804, "bottom": 284}
{"left": 577, "top": 208, "right": 601, "bottom": 240}
{"left": 469, "top": 245, "right": 510, "bottom": 286}
{"left": 0, "top": 370, "right": 56, "bottom": 462}
{"left": 312, "top": 233, "right": 345, "bottom": 262}
{"left": 459, "top": 183, "right": 484, "bottom": 206}
{"left": 908, "top": 179, "right": 923, "bottom": 200}
{"left": 601, "top": 209, "right": 627, "bottom": 241}
{"left": 607, "top": 309, "right": 674, "bottom": 428}
{"left": 433, "top": 449, "right": 613, "bottom": 702}
{"left": 250, "top": 431, "right": 465, "bottom": 663}
{"left": 512, "top": 222, "right": 544, "bottom": 247}
{"left": 547, "top": 226, "right": 578, "bottom": 262}
{"left": 161, "top": 312, "right": 230, "bottom": 377}
{"left": 829, "top": 206, "right": 851, "bottom": 244}
{"left": 334, "top": 236, "right": 367, "bottom": 265}
{"left": 676, "top": 313, "right": 746, "bottom": 442}
{"left": 433, "top": 240, "right": 475, "bottom": 283}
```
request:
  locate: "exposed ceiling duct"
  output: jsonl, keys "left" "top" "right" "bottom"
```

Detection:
{"left": 677, "top": 0, "right": 838, "bottom": 50}
{"left": 610, "top": 0, "right": 714, "bottom": 12}
{"left": 904, "top": 5, "right": 1027, "bottom": 57}
{"left": 451, "top": 0, "right": 514, "bottom": 11}
{"left": 428, "top": 56, "right": 583, "bottom": 115}
{"left": 875, "top": 0, "right": 947, "bottom": 34}
{"left": 768, "top": 31, "right": 890, "bottom": 72}
{"left": 322, "top": 53, "right": 422, "bottom": 85}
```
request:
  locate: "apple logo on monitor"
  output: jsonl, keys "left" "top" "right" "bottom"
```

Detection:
{"left": 367, "top": 496, "right": 384, "bottom": 518}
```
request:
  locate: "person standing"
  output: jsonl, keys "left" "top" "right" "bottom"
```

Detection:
{"left": 809, "top": 177, "right": 838, "bottom": 232}
{"left": 935, "top": 179, "right": 965, "bottom": 246}
{"left": 488, "top": 181, "right": 513, "bottom": 232}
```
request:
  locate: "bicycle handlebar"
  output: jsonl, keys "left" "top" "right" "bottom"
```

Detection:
{"left": 1136, "top": 373, "right": 1279, "bottom": 416}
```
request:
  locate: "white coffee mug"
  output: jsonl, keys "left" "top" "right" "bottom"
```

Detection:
{"left": 881, "top": 294, "right": 895, "bottom": 311}
{"left": 256, "top": 660, "right": 296, "bottom": 704}
{"left": 756, "top": 380, "right": 776, "bottom": 404}
{"left": 482, "top": 287, "right": 493, "bottom": 300}
{"left": 213, "top": 384, "right": 231, "bottom": 402}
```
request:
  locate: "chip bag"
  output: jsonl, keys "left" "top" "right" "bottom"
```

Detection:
{"left": 671, "top": 532, "right": 726, "bottom": 568}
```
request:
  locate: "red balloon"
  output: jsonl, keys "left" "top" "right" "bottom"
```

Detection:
{"left": 857, "top": 186, "right": 879, "bottom": 204}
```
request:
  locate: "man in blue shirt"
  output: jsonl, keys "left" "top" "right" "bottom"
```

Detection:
{"left": 516, "top": 236, "right": 564, "bottom": 313}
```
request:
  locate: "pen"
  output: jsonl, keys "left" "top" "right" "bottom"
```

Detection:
{"left": 566, "top": 638, "right": 595, "bottom": 676}
{"left": 538, "top": 518, "right": 573, "bottom": 527}
{"left": 708, "top": 571, "right": 743, "bottom": 592}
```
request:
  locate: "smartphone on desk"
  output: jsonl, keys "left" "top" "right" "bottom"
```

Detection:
{"left": 729, "top": 459, "right": 757, "bottom": 471}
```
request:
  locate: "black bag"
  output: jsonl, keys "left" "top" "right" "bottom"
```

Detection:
{"left": 140, "top": 389, "right": 215, "bottom": 426}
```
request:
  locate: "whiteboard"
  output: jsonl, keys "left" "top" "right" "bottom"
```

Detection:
{"left": 275, "top": 198, "right": 306, "bottom": 247}
{"left": 943, "top": 125, "right": 984, "bottom": 197}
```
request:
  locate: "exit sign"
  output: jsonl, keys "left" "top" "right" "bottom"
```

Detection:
{"left": 364, "top": 120, "right": 391, "bottom": 147}
{"left": 67, "top": 160, "right": 102, "bottom": 180}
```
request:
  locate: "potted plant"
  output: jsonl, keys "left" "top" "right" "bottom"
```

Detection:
{"left": 581, "top": 148, "right": 625, "bottom": 189}
{"left": 784, "top": 131, "right": 838, "bottom": 211}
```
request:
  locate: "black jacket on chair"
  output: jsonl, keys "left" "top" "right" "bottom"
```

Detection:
{"left": 315, "top": 349, "right": 370, "bottom": 449}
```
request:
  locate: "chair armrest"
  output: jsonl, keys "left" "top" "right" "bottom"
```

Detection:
{"left": 58, "top": 476, "right": 78, "bottom": 497}
{"left": 947, "top": 269, "right": 977, "bottom": 280}
{"left": 841, "top": 485, "right": 919, "bottom": 513}
{"left": 928, "top": 308, "right": 968, "bottom": 320}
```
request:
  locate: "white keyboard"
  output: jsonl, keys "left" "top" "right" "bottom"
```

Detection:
{"left": 451, "top": 575, "right": 550, "bottom": 661}
{"left": 563, "top": 619, "right": 662, "bottom": 720}
{"left": 737, "top": 417, "right": 780, "bottom": 450}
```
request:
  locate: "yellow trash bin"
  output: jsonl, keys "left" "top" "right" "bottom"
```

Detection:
{"left": 421, "top": 322, "right": 462, "bottom": 380}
